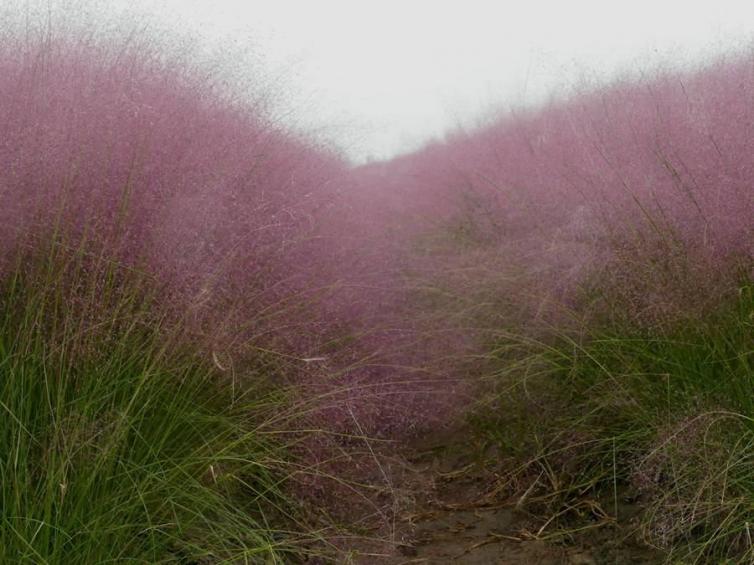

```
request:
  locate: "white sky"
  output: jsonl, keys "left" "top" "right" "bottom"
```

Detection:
{"left": 77, "top": 1, "right": 754, "bottom": 161}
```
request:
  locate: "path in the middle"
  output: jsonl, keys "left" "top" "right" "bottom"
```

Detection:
{"left": 381, "top": 431, "right": 597, "bottom": 564}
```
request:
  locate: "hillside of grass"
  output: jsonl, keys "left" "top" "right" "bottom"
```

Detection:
{"left": 344, "top": 50, "right": 754, "bottom": 562}
{"left": 0, "top": 14, "right": 355, "bottom": 563}
{"left": 2, "top": 5, "right": 754, "bottom": 564}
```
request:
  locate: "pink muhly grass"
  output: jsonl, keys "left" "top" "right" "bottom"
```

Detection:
{"left": 0, "top": 22, "right": 346, "bottom": 359}
{"left": 350, "top": 51, "right": 754, "bottom": 336}
{"left": 0, "top": 13, "right": 448, "bottom": 442}
{"left": 312, "top": 52, "right": 754, "bottom": 437}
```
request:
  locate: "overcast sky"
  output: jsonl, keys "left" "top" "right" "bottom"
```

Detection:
{"left": 96, "top": 1, "right": 754, "bottom": 161}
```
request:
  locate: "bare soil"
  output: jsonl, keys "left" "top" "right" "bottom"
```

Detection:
{"left": 368, "top": 429, "right": 664, "bottom": 565}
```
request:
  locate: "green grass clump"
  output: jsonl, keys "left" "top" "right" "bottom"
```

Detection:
{"left": 0, "top": 243, "right": 301, "bottom": 563}
{"left": 473, "top": 279, "right": 754, "bottom": 561}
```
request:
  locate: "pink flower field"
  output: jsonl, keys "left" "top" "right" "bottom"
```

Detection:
{"left": 0, "top": 7, "right": 752, "bottom": 563}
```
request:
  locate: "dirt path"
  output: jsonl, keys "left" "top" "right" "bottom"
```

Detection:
{"left": 375, "top": 430, "right": 660, "bottom": 565}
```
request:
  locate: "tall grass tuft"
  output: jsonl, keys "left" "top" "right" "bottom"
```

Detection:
{"left": 0, "top": 7, "right": 353, "bottom": 561}
{"left": 0, "top": 240, "right": 301, "bottom": 563}
{"left": 470, "top": 279, "right": 753, "bottom": 560}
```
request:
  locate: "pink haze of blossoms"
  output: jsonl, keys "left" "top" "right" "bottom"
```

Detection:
{"left": 1, "top": 18, "right": 752, "bottom": 435}
{"left": 344, "top": 53, "right": 754, "bottom": 333}
{"left": 0, "top": 27, "right": 348, "bottom": 357}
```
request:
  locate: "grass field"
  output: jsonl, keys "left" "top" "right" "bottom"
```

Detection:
{"left": 1, "top": 5, "right": 753, "bottom": 563}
